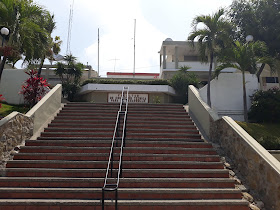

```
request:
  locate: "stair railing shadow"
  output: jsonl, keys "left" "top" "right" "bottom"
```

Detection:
{"left": 102, "top": 86, "right": 129, "bottom": 210}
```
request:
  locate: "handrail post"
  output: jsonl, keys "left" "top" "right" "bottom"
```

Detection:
{"left": 102, "top": 189, "right": 105, "bottom": 210}
{"left": 115, "top": 189, "right": 118, "bottom": 210}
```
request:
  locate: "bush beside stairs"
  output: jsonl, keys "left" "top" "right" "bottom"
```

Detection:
{"left": 0, "top": 103, "right": 249, "bottom": 209}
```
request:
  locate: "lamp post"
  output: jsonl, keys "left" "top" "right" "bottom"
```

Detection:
{"left": 1, "top": 27, "right": 9, "bottom": 47}
{"left": 246, "top": 35, "right": 253, "bottom": 43}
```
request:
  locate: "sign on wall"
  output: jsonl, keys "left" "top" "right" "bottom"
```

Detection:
{"left": 108, "top": 93, "right": 148, "bottom": 103}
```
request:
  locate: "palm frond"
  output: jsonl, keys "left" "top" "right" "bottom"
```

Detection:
{"left": 215, "top": 63, "right": 240, "bottom": 78}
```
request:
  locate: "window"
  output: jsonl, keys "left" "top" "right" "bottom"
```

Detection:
{"left": 183, "top": 56, "right": 199, "bottom": 61}
{"left": 266, "top": 77, "right": 279, "bottom": 83}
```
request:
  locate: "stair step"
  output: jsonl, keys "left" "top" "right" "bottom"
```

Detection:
{"left": 13, "top": 153, "right": 220, "bottom": 162}
{"left": 48, "top": 123, "right": 196, "bottom": 129}
{"left": 50, "top": 119, "right": 194, "bottom": 126}
{"left": 0, "top": 187, "right": 242, "bottom": 200}
{"left": 3, "top": 168, "right": 229, "bottom": 178}
{"left": 7, "top": 160, "right": 224, "bottom": 169}
{"left": 57, "top": 110, "right": 190, "bottom": 116}
{"left": 65, "top": 103, "right": 183, "bottom": 108}
{"left": 40, "top": 132, "right": 201, "bottom": 139}
{"left": 18, "top": 146, "right": 216, "bottom": 155}
{"left": 0, "top": 199, "right": 249, "bottom": 210}
{"left": 60, "top": 110, "right": 187, "bottom": 115}
{"left": 0, "top": 177, "right": 235, "bottom": 188}
{"left": 25, "top": 139, "right": 212, "bottom": 148}
{"left": 44, "top": 127, "right": 198, "bottom": 134}
{"left": 36, "top": 137, "right": 204, "bottom": 142}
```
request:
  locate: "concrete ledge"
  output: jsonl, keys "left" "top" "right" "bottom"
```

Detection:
{"left": 80, "top": 84, "right": 176, "bottom": 95}
{"left": 0, "top": 112, "right": 19, "bottom": 127}
{"left": 26, "top": 84, "right": 62, "bottom": 134}
{"left": 188, "top": 85, "right": 219, "bottom": 138}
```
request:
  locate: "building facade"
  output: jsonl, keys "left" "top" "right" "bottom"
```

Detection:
{"left": 158, "top": 38, "right": 280, "bottom": 90}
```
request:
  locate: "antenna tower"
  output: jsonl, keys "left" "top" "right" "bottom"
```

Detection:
{"left": 66, "top": 0, "right": 74, "bottom": 55}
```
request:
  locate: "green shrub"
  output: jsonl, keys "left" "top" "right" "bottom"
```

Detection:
{"left": 62, "top": 83, "right": 80, "bottom": 102}
{"left": 248, "top": 88, "right": 280, "bottom": 122}
{"left": 258, "top": 135, "right": 280, "bottom": 150}
{"left": 248, "top": 87, "right": 280, "bottom": 122}
{"left": 169, "top": 71, "right": 200, "bottom": 104}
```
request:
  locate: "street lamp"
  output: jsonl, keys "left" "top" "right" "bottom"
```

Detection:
{"left": 1, "top": 27, "right": 9, "bottom": 47}
{"left": 246, "top": 35, "right": 254, "bottom": 42}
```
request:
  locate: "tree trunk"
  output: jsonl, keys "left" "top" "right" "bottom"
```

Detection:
{"left": 37, "top": 56, "right": 45, "bottom": 77}
{"left": 256, "top": 63, "right": 266, "bottom": 82}
{"left": 242, "top": 71, "right": 248, "bottom": 122}
{"left": 0, "top": 56, "right": 7, "bottom": 82}
{"left": 207, "top": 53, "right": 214, "bottom": 107}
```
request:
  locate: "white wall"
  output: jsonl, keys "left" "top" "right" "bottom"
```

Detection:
{"left": 199, "top": 73, "right": 259, "bottom": 121}
{"left": 0, "top": 69, "right": 28, "bottom": 105}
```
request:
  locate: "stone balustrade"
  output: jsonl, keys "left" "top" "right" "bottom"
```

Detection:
{"left": 0, "top": 112, "right": 33, "bottom": 161}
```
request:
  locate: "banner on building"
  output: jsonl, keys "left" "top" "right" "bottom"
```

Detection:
{"left": 108, "top": 93, "right": 148, "bottom": 103}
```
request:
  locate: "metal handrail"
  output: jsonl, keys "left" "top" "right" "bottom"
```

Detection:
{"left": 102, "top": 87, "right": 129, "bottom": 210}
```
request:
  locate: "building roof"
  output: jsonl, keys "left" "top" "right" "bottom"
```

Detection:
{"left": 107, "top": 72, "right": 159, "bottom": 77}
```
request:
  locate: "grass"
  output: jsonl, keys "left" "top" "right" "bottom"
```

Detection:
{"left": 237, "top": 121, "right": 280, "bottom": 150}
{"left": 237, "top": 122, "right": 280, "bottom": 140}
{"left": 0, "top": 103, "right": 29, "bottom": 118}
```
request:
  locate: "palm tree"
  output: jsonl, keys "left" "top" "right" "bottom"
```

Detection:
{"left": 0, "top": 0, "right": 52, "bottom": 81}
{"left": 188, "top": 8, "right": 233, "bottom": 107}
{"left": 215, "top": 40, "right": 269, "bottom": 122}
{"left": 36, "top": 14, "right": 62, "bottom": 77}
{"left": 55, "top": 54, "right": 84, "bottom": 101}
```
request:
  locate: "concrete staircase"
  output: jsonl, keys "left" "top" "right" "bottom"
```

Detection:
{"left": 0, "top": 103, "right": 249, "bottom": 209}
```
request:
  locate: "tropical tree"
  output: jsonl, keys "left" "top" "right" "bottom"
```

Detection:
{"left": 188, "top": 8, "right": 234, "bottom": 107}
{"left": 36, "top": 16, "right": 62, "bottom": 76}
{"left": 55, "top": 54, "right": 84, "bottom": 101}
{"left": 215, "top": 40, "right": 269, "bottom": 122}
{"left": 46, "top": 36, "right": 62, "bottom": 65}
{"left": 0, "top": 0, "right": 53, "bottom": 81}
{"left": 170, "top": 66, "right": 200, "bottom": 104}
{"left": 229, "top": 0, "right": 280, "bottom": 82}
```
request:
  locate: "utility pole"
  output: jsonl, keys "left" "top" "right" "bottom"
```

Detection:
{"left": 98, "top": 28, "right": 100, "bottom": 77}
{"left": 133, "top": 19, "right": 136, "bottom": 78}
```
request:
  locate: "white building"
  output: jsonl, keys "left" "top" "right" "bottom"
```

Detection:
{"left": 158, "top": 38, "right": 280, "bottom": 90}
{"left": 107, "top": 72, "right": 159, "bottom": 79}
{"left": 159, "top": 38, "right": 280, "bottom": 121}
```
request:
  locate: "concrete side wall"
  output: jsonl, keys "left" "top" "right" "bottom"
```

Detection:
{"left": 0, "top": 112, "right": 33, "bottom": 162}
{"left": 188, "top": 85, "right": 219, "bottom": 138}
{"left": 199, "top": 73, "right": 259, "bottom": 121}
{"left": 188, "top": 85, "right": 280, "bottom": 209}
{"left": 0, "top": 69, "right": 28, "bottom": 105}
{"left": 26, "top": 84, "right": 62, "bottom": 134}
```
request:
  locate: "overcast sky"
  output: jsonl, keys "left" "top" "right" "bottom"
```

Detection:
{"left": 34, "top": 0, "right": 233, "bottom": 77}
